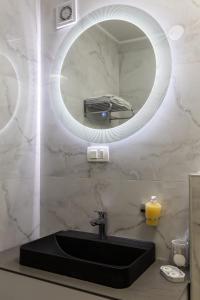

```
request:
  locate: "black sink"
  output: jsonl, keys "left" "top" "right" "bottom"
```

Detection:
{"left": 20, "top": 230, "right": 155, "bottom": 288}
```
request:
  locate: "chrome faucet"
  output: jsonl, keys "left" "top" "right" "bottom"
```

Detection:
{"left": 90, "top": 211, "right": 107, "bottom": 240}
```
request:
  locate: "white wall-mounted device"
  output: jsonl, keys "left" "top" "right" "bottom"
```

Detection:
{"left": 168, "top": 25, "right": 185, "bottom": 41}
{"left": 56, "top": 0, "right": 76, "bottom": 29}
{"left": 87, "top": 146, "right": 109, "bottom": 162}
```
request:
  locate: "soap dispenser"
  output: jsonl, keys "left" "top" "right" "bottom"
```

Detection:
{"left": 145, "top": 196, "right": 162, "bottom": 226}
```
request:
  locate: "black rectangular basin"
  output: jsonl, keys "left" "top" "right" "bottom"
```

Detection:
{"left": 20, "top": 231, "right": 155, "bottom": 288}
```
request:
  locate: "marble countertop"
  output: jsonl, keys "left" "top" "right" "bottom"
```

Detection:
{"left": 0, "top": 247, "right": 189, "bottom": 300}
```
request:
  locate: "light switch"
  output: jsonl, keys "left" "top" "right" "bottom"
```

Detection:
{"left": 88, "top": 150, "right": 97, "bottom": 159}
{"left": 87, "top": 146, "right": 109, "bottom": 162}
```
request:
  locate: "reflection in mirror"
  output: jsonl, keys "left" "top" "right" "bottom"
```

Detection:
{"left": 0, "top": 55, "right": 18, "bottom": 130}
{"left": 61, "top": 20, "right": 156, "bottom": 129}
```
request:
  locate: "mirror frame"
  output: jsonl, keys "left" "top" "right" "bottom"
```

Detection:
{"left": 52, "top": 5, "right": 172, "bottom": 143}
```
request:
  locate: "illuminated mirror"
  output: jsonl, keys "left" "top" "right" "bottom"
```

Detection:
{"left": 53, "top": 5, "right": 171, "bottom": 142}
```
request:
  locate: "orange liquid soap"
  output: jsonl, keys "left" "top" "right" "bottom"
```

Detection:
{"left": 145, "top": 196, "right": 162, "bottom": 226}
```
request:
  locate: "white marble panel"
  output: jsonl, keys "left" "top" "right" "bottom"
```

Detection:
{"left": 41, "top": 177, "right": 188, "bottom": 260}
{"left": 0, "top": 179, "right": 39, "bottom": 251}
{"left": 190, "top": 174, "right": 200, "bottom": 300}
{"left": 61, "top": 24, "right": 119, "bottom": 127}
{"left": 119, "top": 40, "right": 156, "bottom": 112}
{"left": 0, "top": 55, "right": 18, "bottom": 130}
{"left": 0, "top": 0, "right": 39, "bottom": 251}
{"left": 40, "top": 0, "right": 200, "bottom": 263}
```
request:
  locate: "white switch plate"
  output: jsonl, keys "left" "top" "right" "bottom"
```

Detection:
{"left": 87, "top": 146, "right": 109, "bottom": 162}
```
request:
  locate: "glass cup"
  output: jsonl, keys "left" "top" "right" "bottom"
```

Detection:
{"left": 171, "top": 239, "right": 189, "bottom": 268}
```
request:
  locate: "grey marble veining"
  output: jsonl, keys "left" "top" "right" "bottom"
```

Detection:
{"left": 61, "top": 24, "right": 119, "bottom": 127}
{"left": 119, "top": 40, "right": 156, "bottom": 113}
{"left": 40, "top": 177, "right": 188, "bottom": 260}
{"left": 0, "top": 179, "right": 39, "bottom": 251}
{"left": 0, "top": 54, "right": 18, "bottom": 130}
{"left": 190, "top": 174, "right": 200, "bottom": 300}
{"left": 0, "top": 0, "right": 39, "bottom": 251}
{"left": 60, "top": 21, "right": 156, "bottom": 128}
{"left": 0, "top": 0, "right": 198, "bottom": 273}
{"left": 40, "top": 0, "right": 200, "bottom": 262}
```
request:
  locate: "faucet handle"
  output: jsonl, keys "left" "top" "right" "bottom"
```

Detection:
{"left": 94, "top": 210, "right": 106, "bottom": 218}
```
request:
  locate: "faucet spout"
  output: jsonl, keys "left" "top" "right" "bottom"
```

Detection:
{"left": 90, "top": 211, "right": 107, "bottom": 240}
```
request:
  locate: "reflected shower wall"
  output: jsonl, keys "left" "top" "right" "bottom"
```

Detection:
{"left": 0, "top": 0, "right": 39, "bottom": 251}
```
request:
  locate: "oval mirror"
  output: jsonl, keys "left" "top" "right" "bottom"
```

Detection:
{"left": 54, "top": 5, "right": 171, "bottom": 143}
{"left": 0, "top": 55, "right": 18, "bottom": 131}
{"left": 61, "top": 20, "right": 156, "bottom": 129}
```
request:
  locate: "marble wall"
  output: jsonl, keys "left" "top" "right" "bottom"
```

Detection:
{"left": 119, "top": 39, "right": 156, "bottom": 113}
{"left": 40, "top": 0, "right": 200, "bottom": 260}
{"left": 61, "top": 24, "right": 119, "bottom": 127}
{"left": 189, "top": 174, "right": 200, "bottom": 300}
{"left": 0, "top": 55, "right": 18, "bottom": 130}
{"left": 0, "top": 0, "right": 39, "bottom": 251}
{"left": 61, "top": 24, "right": 155, "bottom": 128}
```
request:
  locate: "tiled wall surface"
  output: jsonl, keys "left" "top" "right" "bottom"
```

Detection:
{"left": 40, "top": 0, "right": 200, "bottom": 260}
{"left": 190, "top": 174, "right": 200, "bottom": 300}
{"left": 0, "top": 55, "right": 18, "bottom": 130}
{"left": 119, "top": 39, "right": 155, "bottom": 113}
{"left": 0, "top": 0, "right": 39, "bottom": 251}
{"left": 61, "top": 24, "right": 119, "bottom": 127}
{"left": 61, "top": 22, "right": 155, "bottom": 127}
